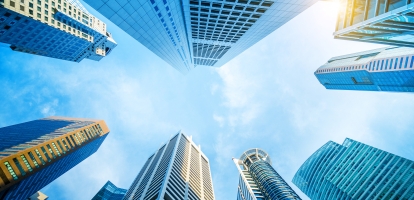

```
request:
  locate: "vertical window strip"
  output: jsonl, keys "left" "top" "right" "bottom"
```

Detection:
{"left": 46, "top": 144, "right": 57, "bottom": 159}
{"left": 394, "top": 58, "right": 399, "bottom": 69}
{"left": 69, "top": 135, "right": 77, "bottom": 147}
{"left": 404, "top": 57, "right": 409, "bottom": 68}
{"left": 4, "top": 162, "right": 18, "bottom": 180}
{"left": 0, "top": 166, "right": 10, "bottom": 185}
{"left": 20, "top": 155, "right": 33, "bottom": 172}
{"left": 81, "top": 131, "right": 88, "bottom": 141}
{"left": 12, "top": 158, "right": 26, "bottom": 176}
{"left": 77, "top": 132, "right": 84, "bottom": 143}
{"left": 385, "top": 59, "right": 388, "bottom": 70}
{"left": 400, "top": 57, "right": 404, "bottom": 69}
{"left": 52, "top": 142, "right": 61, "bottom": 156}
{"left": 56, "top": 140, "right": 66, "bottom": 154}
{"left": 34, "top": 149, "right": 46, "bottom": 165}
{"left": 40, "top": 147, "right": 52, "bottom": 162}
{"left": 380, "top": 60, "right": 384, "bottom": 70}
{"left": 73, "top": 134, "right": 81, "bottom": 145}
{"left": 390, "top": 59, "right": 394, "bottom": 70}
{"left": 97, "top": 124, "right": 103, "bottom": 133}
{"left": 63, "top": 138, "right": 71, "bottom": 150}
{"left": 411, "top": 56, "right": 414, "bottom": 68}
{"left": 27, "top": 152, "right": 39, "bottom": 168}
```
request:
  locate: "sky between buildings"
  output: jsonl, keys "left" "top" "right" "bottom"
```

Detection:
{"left": 1, "top": 1, "right": 414, "bottom": 200}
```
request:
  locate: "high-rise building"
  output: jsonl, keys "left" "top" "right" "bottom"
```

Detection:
{"left": 315, "top": 46, "right": 414, "bottom": 92}
{"left": 0, "top": 116, "right": 109, "bottom": 200}
{"left": 0, "top": 0, "right": 116, "bottom": 62}
{"left": 84, "top": 0, "right": 319, "bottom": 73}
{"left": 293, "top": 138, "right": 414, "bottom": 199}
{"left": 28, "top": 191, "right": 48, "bottom": 200}
{"left": 92, "top": 180, "right": 127, "bottom": 200}
{"left": 123, "top": 132, "right": 215, "bottom": 200}
{"left": 334, "top": 0, "right": 414, "bottom": 47}
{"left": 233, "top": 148, "right": 301, "bottom": 200}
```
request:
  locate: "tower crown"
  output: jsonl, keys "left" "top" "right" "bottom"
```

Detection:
{"left": 239, "top": 148, "right": 272, "bottom": 168}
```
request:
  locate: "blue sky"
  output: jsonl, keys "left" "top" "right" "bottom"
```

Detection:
{"left": 1, "top": 1, "right": 414, "bottom": 199}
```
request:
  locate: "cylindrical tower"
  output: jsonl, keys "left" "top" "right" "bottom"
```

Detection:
{"left": 238, "top": 148, "right": 301, "bottom": 200}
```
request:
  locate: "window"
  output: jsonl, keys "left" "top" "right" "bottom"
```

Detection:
{"left": 394, "top": 58, "right": 398, "bottom": 69}
{"left": 12, "top": 158, "right": 26, "bottom": 176}
{"left": 51, "top": 143, "right": 61, "bottom": 156}
{"left": 73, "top": 134, "right": 81, "bottom": 145}
{"left": 69, "top": 135, "right": 77, "bottom": 146}
{"left": 404, "top": 57, "right": 408, "bottom": 68}
{"left": 27, "top": 152, "right": 40, "bottom": 168}
{"left": 77, "top": 132, "right": 84, "bottom": 142}
{"left": 37, "top": 13, "right": 41, "bottom": 18}
{"left": 62, "top": 139, "right": 70, "bottom": 151}
{"left": 34, "top": 149, "right": 46, "bottom": 165}
{"left": 4, "top": 162, "right": 17, "bottom": 180}
{"left": 20, "top": 5, "right": 25, "bottom": 11}
{"left": 385, "top": 59, "right": 388, "bottom": 70}
{"left": 10, "top": 1, "right": 15, "bottom": 7}
{"left": 37, "top": 6, "right": 41, "bottom": 12}
{"left": 399, "top": 57, "right": 404, "bottom": 69}
{"left": 40, "top": 147, "right": 51, "bottom": 162}
{"left": 46, "top": 144, "right": 56, "bottom": 159}
{"left": 20, "top": 155, "right": 33, "bottom": 172}
{"left": 56, "top": 141, "right": 66, "bottom": 154}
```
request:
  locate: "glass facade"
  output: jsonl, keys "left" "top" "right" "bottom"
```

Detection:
{"left": 92, "top": 180, "right": 127, "bottom": 200}
{"left": 84, "top": 0, "right": 319, "bottom": 73}
{"left": 123, "top": 132, "right": 214, "bottom": 200}
{"left": 335, "top": 0, "right": 414, "bottom": 47}
{"left": 293, "top": 138, "right": 414, "bottom": 199}
{"left": 234, "top": 148, "right": 301, "bottom": 200}
{"left": 0, "top": 117, "right": 109, "bottom": 200}
{"left": 315, "top": 46, "right": 414, "bottom": 92}
{"left": 0, "top": 0, "right": 116, "bottom": 62}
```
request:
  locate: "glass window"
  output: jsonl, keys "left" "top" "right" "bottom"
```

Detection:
{"left": 394, "top": 58, "right": 398, "bottom": 69}
{"left": 27, "top": 152, "right": 39, "bottom": 168}
{"left": 46, "top": 144, "right": 56, "bottom": 159}
{"left": 4, "top": 162, "right": 18, "bottom": 180}
{"left": 69, "top": 135, "right": 77, "bottom": 146}
{"left": 51, "top": 143, "right": 61, "bottom": 156}
{"left": 388, "top": 0, "right": 406, "bottom": 12}
{"left": 20, "top": 155, "right": 33, "bottom": 172}
{"left": 73, "top": 134, "right": 81, "bottom": 145}
{"left": 40, "top": 147, "right": 51, "bottom": 162}
{"left": 56, "top": 141, "right": 66, "bottom": 154}
{"left": 12, "top": 158, "right": 26, "bottom": 176}
{"left": 351, "top": 0, "right": 367, "bottom": 25}
{"left": 385, "top": 59, "right": 388, "bottom": 70}
{"left": 399, "top": 57, "right": 404, "bottom": 69}
{"left": 61, "top": 139, "right": 70, "bottom": 151}
{"left": 411, "top": 56, "right": 414, "bottom": 68}
{"left": 65, "top": 137, "right": 73, "bottom": 149}
{"left": 404, "top": 57, "right": 408, "bottom": 68}
{"left": 34, "top": 149, "right": 46, "bottom": 165}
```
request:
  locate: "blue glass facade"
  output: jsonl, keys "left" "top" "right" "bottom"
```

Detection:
{"left": 92, "top": 180, "right": 127, "bottom": 200}
{"left": 84, "top": 0, "right": 319, "bottom": 73}
{"left": 0, "top": 117, "right": 109, "bottom": 200}
{"left": 234, "top": 148, "right": 301, "bottom": 200}
{"left": 293, "top": 138, "right": 414, "bottom": 199}
{"left": 315, "top": 47, "right": 414, "bottom": 92}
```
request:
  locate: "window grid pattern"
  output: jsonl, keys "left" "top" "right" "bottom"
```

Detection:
{"left": 293, "top": 138, "right": 414, "bottom": 200}
{"left": 92, "top": 180, "right": 127, "bottom": 200}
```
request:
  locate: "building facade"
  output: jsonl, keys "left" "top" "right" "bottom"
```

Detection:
{"left": 84, "top": 0, "right": 319, "bottom": 73}
{"left": 315, "top": 46, "right": 414, "bottom": 92}
{"left": 92, "top": 180, "right": 127, "bottom": 200}
{"left": 293, "top": 138, "right": 414, "bottom": 199}
{"left": 123, "top": 132, "right": 214, "bottom": 200}
{"left": 0, "top": 0, "right": 116, "bottom": 62}
{"left": 0, "top": 116, "right": 109, "bottom": 200}
{"left": 334, "top": 0, "right": 414, "bottom": 47}
{"left": 233, "top": 148, "right": 301, "bottom": 200}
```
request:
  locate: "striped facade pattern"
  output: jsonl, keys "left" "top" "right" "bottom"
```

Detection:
{"left": 293, "top": 138, "right": 414, "bottom": 200}
{"left": 123, "top": 132, "right": 215, "bottom": 200}
{"left": 234, "top": 148, "right": 300, "bottom": 200}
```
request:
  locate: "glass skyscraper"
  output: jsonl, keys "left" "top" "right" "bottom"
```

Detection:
{"left": 315, "top": 46, "right": 414, "bottom": 92}
{"left": 84, "top": 0, "right": 319, "bottom": 73}
{"left": 0, "top": 0, "right": 116, "bottom": 62}
{"left": 233, "top": 148, "right": 301, "bottom": 200}
{"left": 123, "top": 132, "right": 214, "bottom": 200}
{"left": 92, "top": 180, "right": 127, "bottom": 200}
{"left": 0, "top": 116, "right": 109, "bottom": 200}
{"left": 293, "top": 138, "right": 414, "bottom": 199}
{"left": 334, "top": 0, "right": 414, "bottom": 47}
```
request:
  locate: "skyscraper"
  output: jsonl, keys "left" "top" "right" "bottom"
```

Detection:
{"left": 123, "top": 132, "right": 215, "bottom": 200}
{"left": 293, "top": 138, "right": 414, "bottom": 199}
{"left": 0, "top": 116, "right": 109, "bottom": 200}
{"left": 233, "top": 148, "right": 301, "bottom": 200}
{"left": 0, "top": 0, "right": 116, "bottom": 62}
{"left": 334, "top": 0, "right": 414, "bottom": 47}
{"left": 92, "top": 180, "right": 127, "bottom": 200}
{"left": 315, "top": 46, "right": 414, "bottom": 92}
{"left": 84, "top": 0, "right": 319, "bottom": 73}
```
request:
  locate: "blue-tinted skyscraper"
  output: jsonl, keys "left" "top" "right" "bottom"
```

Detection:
{"left": 234, "top": 148, "right": 301, "bottom": 200}
{"left": 84, "top": 0, "right": 320, "bottom": 73}
{"left": 0, "top": 116, "right": 109, "bottom": 200}
{"left": 334, "top": 0, "right": 414, "bottom": 47}
{"left": 123, "top": 132, "right": 214, "bottom": 200}
{"left": 315, "top": 47, "right": 414, "bottom": 92}
{"left": 293, "top": 138, "right": 414, "bottom": 199}
{"left": 92, "top": 180, "right": 127, "bottom": 200}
